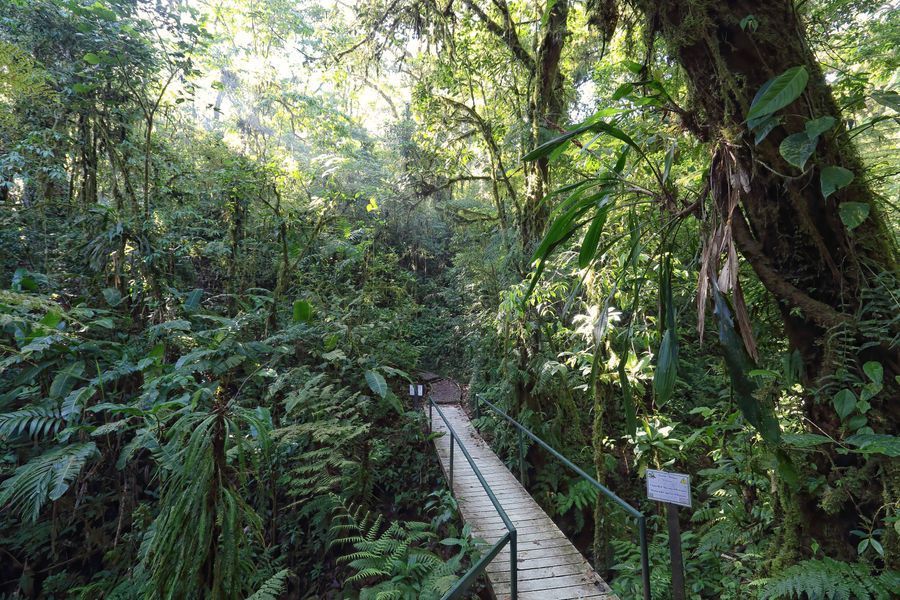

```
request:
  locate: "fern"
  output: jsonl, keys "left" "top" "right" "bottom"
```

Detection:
{"left": 328, "top": 497, "right": 457, "bottom": 599}
{"left": 0, "top": 442, "right": 98, "bottom": 522}
{"left": 246, "top": 569, "right": 291, "bottom": 600}
{"left": 271, "top": 369, "right": 369, "bottom": 504}
{"left": 756, "top": 558, "right": 898, "bottom": 600}
{"left": 0, "top": 404, "right": 66, "bottom": 439}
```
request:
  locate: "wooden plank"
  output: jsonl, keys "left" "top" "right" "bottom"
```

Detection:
{"left": 427, "top": 404, "right": 617, "bottom": 600}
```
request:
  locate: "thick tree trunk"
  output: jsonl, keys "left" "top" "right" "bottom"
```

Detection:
{"left": 522, "top": 0, "right": 569, "bottom": 250}
{"left": 634, "top": 0, "right": 898, "bottom": 564}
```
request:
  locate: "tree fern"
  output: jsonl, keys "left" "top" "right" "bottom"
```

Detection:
{"left": 142, "top": 409, "right": 264, "bottom": 600}
{"left": 0, "top": 442, "right": 97, "bottom": 522}
{"left": 756, "top": 558, "right": 898, "bottom": 600}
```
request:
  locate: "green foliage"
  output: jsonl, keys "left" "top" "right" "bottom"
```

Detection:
{"left": 755, "top": 558, "right": 898, "bottom": 600}
{"left": 0, "top": 442, "right": 98, "bottom": 522}
{"left": 746, "top": 66, "right": 809, "bottom": 121}
{"left": 1, "top": 0, "right": 897, "bottom": 598}
{"left": 330, "top": 497, "right": 463, "bottom": 599}
{"left": 246, "top": 569, "right": 291, "bottom": 600}
{"left": 820, "top": 166, "right": 854, "bottom": 199}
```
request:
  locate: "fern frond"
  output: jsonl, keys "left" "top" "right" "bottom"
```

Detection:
{"left": 756, "top": 557, "right": 895, "bottom": 600}
{"left": 0, "top": 404, "right": 65, "bottom": 439}
{"left": 0, "top": 442, "right": 97, "bottom": 522}
{"left": 246, "top": 569, "right": 291, "bottom": 600}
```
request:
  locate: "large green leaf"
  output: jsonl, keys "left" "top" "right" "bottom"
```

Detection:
{"left": 712, "top": 285, "right": 781, "bottom": 444}
{"left": 578, "top": 200, "right": 610, "bottom": 268}
{"left": 863, "top": 361, "right": 883, "bottom": 385}
{"left": 746, "top": 66, "right": 809, "bottom": 120}
{"left": 820, "top": 166, "right": 854, "bottom": 199}
{"left": 365, "top": 370, "right": 388, "bottom": 398}
{"left": 779, "top": 132, "right": 818, "bottom": 169}
{"left": 617, "top": 351, "right": 636, "bottom": 438}
{"left": 522, "top": 119, "right": 641, "bottom": 163}
{"left": 839, "top": 202, "right": 869, "bottom": 230}
{"left": 871, "top": 90, "right": 900, "bottom": 113}
{"left": 833, "top": 389, "right": 856, "bottom": 420}
{"left": 804, "top": 116, "right": 836, "bottom": 138}
{"left": 844, "top": 433, "right": 900, "bottom": 457}
{"left": 50, "top": 361, "right": 86, "bottom": 399}
{"left": 653, "top": 255, "right": 678, "bottom": 404}
{"left": 183, "top": 289, "right": 203, "bottom": 313}
{"left": 653, "top": 328, "right": 678, "bottom": 405}
{"left": 292, "top": 299, "right": 312, "bottom": 323}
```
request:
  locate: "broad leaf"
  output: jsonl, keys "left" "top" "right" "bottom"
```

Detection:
{"left": 779, "top": 132, "right": 818, "bottom": 169}
{"left": 833, "top": 389, "right": 856, "bottom": 420}
{"left": 871, "top": 90, "right": 900, "bottom": 113}
{"left": 804, "top": 116, "right": 836, "bottom": 138}
{"left": 618, "top": 351, "right": 636, "bottom": 438}
{"left": 523, "top": 119, "right": 641, "bottom": 163}
{"left": 612, "top": 83, "right": 633, "bottom": 100}
{"left": 383, "top": 391, "right": 403, "bottom": 415}
{"left": 782, "top": 433, "right": 831, "bottom": 448}
{"left": 292, "top": 300, "right": 312, "bottom": 323}
{"left": 753, "top": 115, "right": 781, "bottom": 144}
{"left": 50, "top": 361, "right": 85, "bottom": 399}
{"left": 183, "top": 289, "right": 203, "bottom": 313}
{"left": 839, "top": 202, "right": 869, "bottom": 230}
{"left": 653, "top": 329, "right": 678, "bottom": 405}
{"left": 863, "top": 361, "right": 883, "bottom": 385}
{"left": 820, "top": 166, "right": 854, "bottom": 199}
{"left": 365, "top": 370, "right": 388, "bottom": 398}
{"left": 746, "top": 66, "right": 809, "bottom": 120}
{"left": 102, "top": 287, "right": 123, "bottom": 307}
{"left": 844, "top": 433, "right": 900, "bottom": 457}
{"left": 712, "top": 284, "right": 781, "bottom": 444}
{"left": 578, "top": 201, "right": 610, "bottom": 268}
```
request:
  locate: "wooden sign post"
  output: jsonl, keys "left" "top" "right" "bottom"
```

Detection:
{"left": 408, "top": 383, "right": 425, "bottom": 406}
{"left": 646, "top": 469, "right": 690, "bottom": 600}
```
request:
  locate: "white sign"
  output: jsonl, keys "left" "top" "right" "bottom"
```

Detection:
{"left": 646, "top": 469, "right": 691, "bottom": 507}
{"left": 417, "top": 384, "right": 424, "bottom": 397}
{"left": 409, "top": 384, "right": 415, "bottom": 396}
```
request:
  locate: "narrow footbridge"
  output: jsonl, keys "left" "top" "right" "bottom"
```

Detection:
{"left": 425, "top": 395, "right": 651, "bottom": 600}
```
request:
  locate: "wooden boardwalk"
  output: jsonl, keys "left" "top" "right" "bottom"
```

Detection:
{"left": 429, "top": 404, "right": 616, "bottom": 600}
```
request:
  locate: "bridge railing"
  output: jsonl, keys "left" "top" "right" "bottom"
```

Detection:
{"left": 427, "top": 398, "right": 518, "bottom": 599}
{"left": 473, "top": 394, "right": 652, "bottom": 600}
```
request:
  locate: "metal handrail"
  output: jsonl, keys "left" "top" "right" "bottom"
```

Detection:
{"left": 428, "top": 398, "right": 517, "bottom": 599}
{"left": 474, "top": 394, "right": 651, "bottom": 600}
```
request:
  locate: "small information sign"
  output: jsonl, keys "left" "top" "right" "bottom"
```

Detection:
{"left": 646, "top": 469, "right": 692, "bottom": 508}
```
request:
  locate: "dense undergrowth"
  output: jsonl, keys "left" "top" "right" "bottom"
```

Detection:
{"left": 2, "top": 0, "right": 898, "bottom": 599}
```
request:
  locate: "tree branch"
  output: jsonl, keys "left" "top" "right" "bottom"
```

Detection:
{"left": 461, "top": 0, "right": 535, "bottom": 71}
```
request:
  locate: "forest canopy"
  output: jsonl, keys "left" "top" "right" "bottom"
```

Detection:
{"left": 0, "top": 0, "right": 898, "bottom": 598}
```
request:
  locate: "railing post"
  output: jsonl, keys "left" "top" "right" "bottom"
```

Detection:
{"left": 449, "top": 434, "right": 455, "bottom": 491}
{"left": 474, "top": 394, "right": 480, "bottom": 419}
{"left": 429, "top": 401, "right": 433, "bottom": 433}
{"left": 509, "top": 529, "right": 517, "bottom": 599}
{"left": 517, "top": 429, "right": 526, "bottom": 486}
{"left": 639, "top": 515, "right": 651, "bottom": 600}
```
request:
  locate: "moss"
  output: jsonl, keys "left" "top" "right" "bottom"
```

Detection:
{"left": 592, "top": 377, "right": 612, "bottom": 572}
{"left": 770, "top": 479, "right": 804, "bottom": 571}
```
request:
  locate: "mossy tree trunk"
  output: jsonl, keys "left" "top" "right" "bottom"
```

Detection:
{"left": 631, "top": 0, "right": 898, "bottom": 565}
